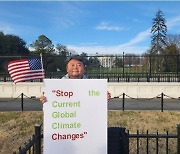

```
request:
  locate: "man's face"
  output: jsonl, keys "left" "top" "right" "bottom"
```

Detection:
{"left": 66, "top": 59, "right": 85, "bottom": 79}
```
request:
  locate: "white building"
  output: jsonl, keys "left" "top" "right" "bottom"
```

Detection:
{"left": 97, "top": 55, "right": 115, "bottom": 68}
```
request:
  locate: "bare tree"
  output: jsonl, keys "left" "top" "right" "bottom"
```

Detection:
{"left": 165, "top": 34, "right": 180, "bottom": 53}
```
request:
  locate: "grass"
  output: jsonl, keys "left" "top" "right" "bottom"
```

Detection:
{"left": 0, "top": 112, "right": 43, "bottom": 154}
{"left": 0, "top": 111, "right": 180, "bottom": 153}
{"left": 108, "top": 110, "right": 180, "bottom": 133}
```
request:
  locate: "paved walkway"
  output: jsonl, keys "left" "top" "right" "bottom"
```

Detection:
{"left": 0, "top": 97, "right": 180, "bottom": 111}
{"left": 0, "top": 98, "right": 43, "bottom": 111}
{"left": 108, "top": 98, "right": 180, "bottom": 111}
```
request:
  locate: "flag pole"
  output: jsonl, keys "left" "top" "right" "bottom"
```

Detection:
{"left": 40, "top": 53, "right": 45, "bottom": 99}
{"left": 40, "top": 53, "right": 45, "bottom": 80}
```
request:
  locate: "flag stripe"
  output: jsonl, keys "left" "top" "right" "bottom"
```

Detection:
{"left": 8, "top": 63, "right": 29, "bottom": 71}
{"left": 8, "top": 57, "right": 44, "bottom": 84}
{"left": 12, "top": 71, "right": 44, "bottom": 80}
{"left": 14, "top": 76, "right": 44, "bottom": 83}
{"left": 8, "top": 66, "right": 30, "bottom": 74}
{"left": 8, "top": 59, "right": 28, "bottom": 67}
{"left": 10, "top": 70, "right": 43, "bottom": 78}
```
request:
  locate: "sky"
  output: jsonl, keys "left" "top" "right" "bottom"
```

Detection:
{"left": 0, "top": 1, "right": 180, "bottom": 55}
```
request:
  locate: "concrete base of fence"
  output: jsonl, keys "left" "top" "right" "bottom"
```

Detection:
{"left": 0, "top": 82, "right": 180, "bottom": 98}
{"left": 0, "top": 82, "right": 44, "bottom": 98}
{"left": 108, "top": 82, "right": 180, "bottom": 98}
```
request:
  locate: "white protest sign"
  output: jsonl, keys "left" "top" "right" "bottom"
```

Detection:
{"left": 43, "top": 79, "right": 107, "bottom": 154}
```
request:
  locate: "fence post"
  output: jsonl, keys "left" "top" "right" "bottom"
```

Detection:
{"left": 122, "top": 93, "right": 125, "bottom": 111}
{"left": 177, "top": 124, "right": 180, "bottom": 154}
{"left": 147, "top": 73, "right": 150, "bottom": 82}
{"left": 108, "top": 127, "right": 129, "bottom": 154}
{"left": 35, "top": 124, "right": 42, "bottom": 154}
{"left": 123, "top": 52, "right": 125, "bottom": 78}
{"left": 21, "top": 93, "right": 24, "bottom": 112}
{"left": 149, "top": 55, "right": 152, "bottom": 78}
{"left": 3, "top": 76, "right": 6, "bottom": 82}
{"left": 161, "top": 93, "right": 164, "bottom": 112}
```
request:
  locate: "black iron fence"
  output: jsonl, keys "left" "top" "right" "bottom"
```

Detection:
{"left": 14, "top": 124, "right": 180, "bottom": 154}
{"left": 13, "top": 124, "right": 43, "bottom": 154}
{"left": 1, "top": 54, "right": 180, "bottom": 82}
{"left": 128, "top": 129, "right": 178, "bottom": 154}
{"left": 1, "top": 72, "right": 180, "bottom": 82}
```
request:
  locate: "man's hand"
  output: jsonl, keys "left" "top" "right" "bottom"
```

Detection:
{"left": 107, "top": 91, "right": 111, "bottom": 102}
{"left": 40, "top": 92, "right": 47, "bottom": 104}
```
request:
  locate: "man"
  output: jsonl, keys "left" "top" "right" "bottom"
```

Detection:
{"left": 40, "top": 55, "right": 111, "bottom": 103}
{"left": 62, "top": 55, "right": 87, "bottom": 79}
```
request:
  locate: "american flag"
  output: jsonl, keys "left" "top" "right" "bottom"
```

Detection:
{"left": 8, "top": 57, "right": 44, "bottom": 84}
